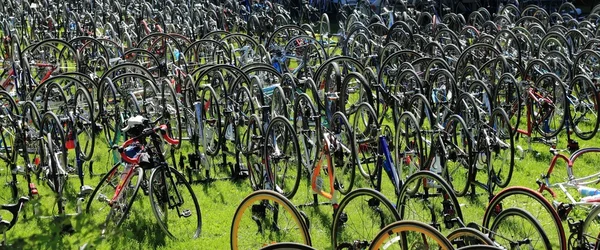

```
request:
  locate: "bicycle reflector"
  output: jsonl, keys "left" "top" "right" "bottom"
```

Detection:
{"left": 66, "top": 132, "right": 75, "bottom": 149}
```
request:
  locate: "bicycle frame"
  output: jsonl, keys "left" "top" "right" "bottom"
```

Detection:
{"left": 108, "top": 162, "right": 138, "bottom": 206}
{"left": 516, "top": 87, "right": 556, "bottom": 138}
{"left": 374, "top": 135, "right": 402, "bottom": 195}
{"left": 310, "top": 130, "right": 338, "bottom": 200}
{"left": 539, "top": 147, "right": 600, "bottom": 203}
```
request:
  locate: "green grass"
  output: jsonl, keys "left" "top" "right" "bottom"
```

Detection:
{"left": 0, "top": 121, "right": 598, "bottom": 249}
{"left": 1, "top": 32, "right": 599, "bottom": 249}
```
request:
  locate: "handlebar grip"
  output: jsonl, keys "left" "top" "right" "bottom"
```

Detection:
{"left": 158, "top": 125, "right": 179, "bottom": 145}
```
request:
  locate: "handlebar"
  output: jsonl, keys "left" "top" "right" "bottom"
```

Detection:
{"left": 118, "top": 124, "right": 179, "bottom": 164}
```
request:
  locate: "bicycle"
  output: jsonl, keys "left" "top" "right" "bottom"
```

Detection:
{"left": 0, "top": 91, "right": 41, "bottom": 201}
{"left": 538, "top": 147, "right": 600, "bottom": 249}
{"left": 86, "top": 116, "right": 201, "bottom": 240}
{"left": 230, "top": 190, "right": 311, "bottom": 249}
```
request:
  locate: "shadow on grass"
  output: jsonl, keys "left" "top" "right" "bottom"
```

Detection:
{"left": 9, "top": 204, "right": 168, "bottom": 249}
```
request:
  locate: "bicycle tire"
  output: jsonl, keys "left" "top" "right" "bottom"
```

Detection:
{"left": 489, "top": 207, "right": 551, "bottom": 250}
{"left": 198, "top": 85, "right": 222, "bottom": 156}
{"left": 230, "top": 190, "right": 311, "bottom": 250}
{"left": 99, "top": 80, "right": 122, "bottom": 147}
{"left": 493, "top": 73, "right": 521, "bottom": 136}
{"left": 293, "top": 93, "right": 320, "bottom": 176}
{"left": 457, "top": 246, "right": 503, "bottom": 250}
{"left": 0, "top": 90, "right": 18, "bottom": 164}
{"left": 580, "top": 202, "right": 600, "bottom": 249}
{"left": 259, "top": 242, "right": 316, "bottom": 250}
{"left": 160, "top": 80, "right": 182, "bottom": 149}
{"left": 331, "top": 188, "right": 400, "bottom": 249}
{"left": 569, "top": 75, "right": 600, "bottom": 140}
{"left": 331, "top": 111, "right": 357, "bottom": 195}
{"left": 443, "top": 114, "right": 473, "bottom": 197}
{"left": 352, "top": 102, "right": 378, "bottom": 180}
{"left": 41, "top": 111, "right": 67, "bottom": 215}
{"left": 397, "top": 171, "right": 464, "bottom": 234}
{"left": 394, "top": 111, "right": 424, "bottom": 194}
{"left": 244, "top": 114, "right": 264, "bottom": 190}
{"left": 489, "top": 108, "right": 514, "bottom": 188}
{"left": 263, "top": 116, "right": 301, "bottom": 199}
{"left": 369, "top": 220, "right": 454, "bottom": 250}
{"left": 20, "top": 101, "right": 43, "bottom": 176}
{"left": 149, "top": 166, "right": 202, "bottom": 240}
{"left": 447, "top": 227, "right": 494, "bottom": 248}
{"left": 103, "top": 165, "right": 143, "bottom": 234}
{"left": 482, "top": 186, "right": 567, "bottom": 250}
{"left": 74, "top": 87, "right": 95, "bottom": 161}
{"left": 532, "top": 73, "right": 567, "bottom": 139}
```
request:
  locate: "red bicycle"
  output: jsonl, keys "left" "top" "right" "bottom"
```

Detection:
{"left": 85, "top": 117, "right": 201, "bottom": 240}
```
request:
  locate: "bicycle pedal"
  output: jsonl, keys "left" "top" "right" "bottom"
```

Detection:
{"left": 180, "top": 209, "right": 192, "bottom": 218}
{"left": 66, "top": 165, "right": 76, "bottom": 174}
{"left": 79, "top": 185, "right": 94, "bottom": 196}
{"left": 337, "top": 211, "right": 348, "bottom": 224}
{"left": 12, "top": 165, "right": 25, "bottom": 175}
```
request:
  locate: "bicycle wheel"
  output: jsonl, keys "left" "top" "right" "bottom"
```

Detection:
{"left": 369, "top": 220, "right": 454, "bottom": 250}
{"left": 569, "top": 75, "right": 599, "bottom": 140}
{"left": 351, "top": 102, "right": 378, "bottom": 180}
{"left": 74, "top": 87, "right": 95, "bottom": 161}
{"left": 230, "top": 190, "right": 311, "bottom": 250}
{"left": 243, "top": 115, "right": 263, "bottom": 191}
{"left": 198, "top": 85, "right": 222, "bottom": 156}
{"left": 456, "top": 246, "right": 502, "bottom": 250}
{"left": 493, "top": 74, "right": 521, "bottom": 136}
{"left": 408, "top": 94, "right": 434, "bottom": 161}
{"left": 99, "top": 81, "right": 121, "bottom": 147}
{"left": 482, "top": 186, "right": 567, "bottom": 250}
{"left": 455, "top": 93, "right": 481, "bottom": 136}
{"left": 20, "top": 101, "right": 43, "bottom": 176}
{"left": 397, "top": 171, "right": 464, "bottom": 235}
{"left": 149, "top": 166, "right": 201, "bottom": 240}
{"left": 581, "top": 204, "right": 600, "bottom": 249}
{"left": 394, "top": 112, "right": 424, "bottom": 194}
{"left": 263, "top": 116, "right": 301, "bottom": 199}
{"left": 330, "top": 112, "right": 357, "bottom": 195}
{"left": 489, "top": 108, "right": 514, "bottom": 188}
{"left": 271, "top": 85, "right": 290, "bottom": 119}
{"left": 259, "top": 242, "right": 316, "bottom": 250}
{"left": 293, "top": 94, "right": 319, "bottom": 175}
{"left": 331, "top": 188, "right": 400, "bottom": 249}
{"left": 160, "top": 80, "right": 182, "bottom": 149}
{"left": 447, "top": 227, "right": 494, "bottom": 248}
{"left": 0, "top": 90, "right": 17, "bottom": 165}
{"left": 443, "top": 115, "right": 473, "bottom": 197}
{"left": 488, "top": 207, "right": 551, "bottom": 250}
{"left": 532, "top": 73, "right": 567, "bottom": 138}
{"left": 85, "top": 163, "right": 143, "bottom": 235}
{"left": 235, "top": 86, "right": 256, "bottom": 154}
{"left": 40, "top": 111, "right": 67, "bottom": 215}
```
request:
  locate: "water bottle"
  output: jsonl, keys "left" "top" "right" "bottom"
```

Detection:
{"left": 578, "top": 186, "right": 600, "bottom": 197}
{"left": 582, "top": 193, "right": 600, "bottom": 202}
{"left": 173, "top": 49, "right": 180, "bottom": 61}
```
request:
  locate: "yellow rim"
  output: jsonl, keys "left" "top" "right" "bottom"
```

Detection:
{"left": 231, "top": 191, "right": 309, "bottom": 250}
{"left": 446, "top": 229, "right": 492, "bottom": 246}
{"left": 370, "top": 221, "right": 452, "bottom": 250}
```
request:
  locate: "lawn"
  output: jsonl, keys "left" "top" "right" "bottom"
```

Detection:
{"left": 0, "top": 115, "right": 598, "bottom": 250}
{"left": 1, "top": 28, "right": 599, "bottom": 250}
